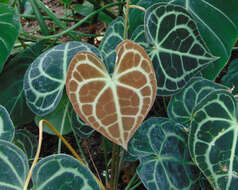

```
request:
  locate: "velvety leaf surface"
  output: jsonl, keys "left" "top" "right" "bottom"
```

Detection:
{"left": 221, "top": 59, "right": 238, "bottom": 94}
{"left": 31, "top": 154, "right": 100, "bottom": 190}
{"left": 23, "top": 42, "right": 102, "bottom": 116}
{"left": 129, "top": 0, "right": 238, "bottom": 80}
{"left": 14, "top": 129, "right": 37, "bottom": 161}
{"left": 99, "top": 17, "right": 124, "bottom": 73}
{"left": 0, "top": 3, "right": 20, "bottom": 73}
{"left": 168, "top": 77, "right": 228, "bottom": 125}
{"left": 35, "top": 93, "right": 72, "bottom": 135}
{"left": 144, "top": 3, "right": 217, "bottom": 95}
{"left": 128, "top": 117, "right": 200, "bottom": 190}
{"left": 66, "top": 40, "right": 157, "bottom": 149}
{"left": 189, "top": 90, "right": 238, "bottom": 190}
{"left": 0, "top": 40, "right": 47, "bottom": 126}
{"left": 0, "top": 105, "right": 14, "bottom": 142}
{"left": 72, "top": 110, "right": 94, "bottom": 139}
{"left": 0, "top": 139, "right": 29, "bottom": 190}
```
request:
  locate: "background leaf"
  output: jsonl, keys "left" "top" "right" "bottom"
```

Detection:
{"left": 221, "top": 59, "right": 238, "bottom": 94}
{"left": 71, "top": 110, "right": 94, "bottom": 139}
{"left": 35, "top": 92, "right": 72, "bottom": 135}
{"left": 32, "top": 154, "right": 101, "bottom": 190}
{"left": 189, "top": 90, "right": 238, "bottom": 190}
{"left": 23, "top": 41, "right": 102, "bottom": 116}
{"left": 0, "top": 40, "right": 47, "bottom": 126}
{"left": 99, "top": 16, "right": 124, "bottom": 73}
{"left": 128, "top": 117, "right": 200, "bottom": 190}
{"left": 0, "top": 105, "right": 14, "bottom": 142}
{"left": 143, "top": 3, "right": 217, "bottom": 95}
{"left": 14, "top": 129, "right": 37, "bottom": 162}
{"left": 168, "top": 77, "right": 228, "bottom": 125}
{"left": 0, "top": 3, "right": 20, "bottom": 73}
{"left": 0, "top": 139, "right": 29, "bottom": 190}
{"left": 129, "top": 0, "right": 238, "bottom": 80}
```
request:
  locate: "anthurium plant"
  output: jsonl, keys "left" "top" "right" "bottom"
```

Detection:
{"left": 0, "top": 0, "right": 238, "bottom": 190}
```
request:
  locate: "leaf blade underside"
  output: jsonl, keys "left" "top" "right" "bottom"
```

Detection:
{"left": 66, "top": 40, "right": 157, "bottom": 149}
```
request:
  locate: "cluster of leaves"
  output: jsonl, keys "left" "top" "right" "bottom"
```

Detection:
{"left": 0, "top": 0, "right": 238, "bottom": 190}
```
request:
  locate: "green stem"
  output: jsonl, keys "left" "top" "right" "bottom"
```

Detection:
{"left": 124, "top": 172, "right": 139, "bottom": 190}
{"left": 20, "top": 2, "right": 124, "bottom": 40}
{"left": 20, "top": 14, "right": 76, "bottom": 22}
{"left": 70, "top": 116, "right": 88, "bottom": 165}
{"left": 162, "top": 97, "right": 167, "bottom": 116}
{"left": 34, "top": 0, "right": 80, "bottom": 41}
{"left": 29, "top": 0, "right": 49, "bottom": 35}
{"left": 129, "top": 181, "right": 142, "bottom": 190}
{"left": 57, "top": 102, "right": 69, "bottom": 154}
{"left": 102, "top": 136, "right": 109, "bottom": 185}
{"left": 123, "top": 0, "right": 131, "bottom": 40}
{"left": 111, "top": 144, "right": 120, "bottom": 190}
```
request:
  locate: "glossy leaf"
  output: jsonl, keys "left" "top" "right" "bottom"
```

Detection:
{"left": 72, "top": 110, "right": 94, "bottom": 139}
{"left": 66, "top": 40, "right": 157, "bottom": 149}
{"left": 0, "top": 3, "right": 20, "bottom": 73}
{"left": 0, "top": 105, "right": 14, "bottom": 142}
{"left": 189, "top": 90, "right": 238, "bottom": 190}
{"left": 168, "top": 77, "right": 228, "bottom": 125}
{"left": 129, "top": 0, "right": 238, "bottom": 80}
{"left": 35, "top": 93, "right": 72, "bottom": 135}
{"left": 0, "top": 139, "right": 29, "bottom": 190}
{"left": 31, "top": 154, "right": 100, "bottom": 190}
{"left": 99, "top": 16, "right": 124, "bottom": 73}
{"left": 128, "top": 117, "right": 200, "bottom": 190}
{"left": 14, "top": 129, "right": 37, "bottom": 161}
{"left": 0, "top": 40, "right": 47, "bottom": 126}
{"left": 144, "top": 3, "right": 217, "bottom": 95}
{"left": 24, "top": 42, "right": 102, "bottom": 116}
{"left": 222, "top": 59, "right": 238, "bottom": 94}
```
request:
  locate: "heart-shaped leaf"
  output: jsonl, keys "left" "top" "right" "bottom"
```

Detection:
{"left": 99, "top": 16, "right": 124, "bottom": 74}
{"left": 189, "top": 90, "right": 238, "bottom": 190}
{"left": 0, "top": 105, "right": 14, "bottom": 142}
{"left": 129, "top": 0, "right": 238, "bottom": 80}
{"left": 144, "top": 3, "right": 217, "bottom": 95}
{"left": 0, "top": 3, "right": 20, "bottom": 73}
{"left": 14, "top": 129, "right": 37, "bottom": 161}
{"left": 168, "top": 77, "right": 228, "bottom": 125}
{"left": 128, "top": 117, "right": 200, "bottom": 190}
{"left": 72, "top": 110, "right": 94, "bottom": 139}
{"left": 0, "top": 40, "right": 47, "bottom": 126}
{"left": 31, "top": 154, "right": 100, "bottom": 190}
{"left": 0, "top": 139, "right": 29, "bottom": 190}
{"left": 24, "top": 42, "right": 102, "bottom": 116}
{"left": 66, "top": 40, "right": 157, "bottom": 149}
{"left": 222, "top": 59, "right": 238, "bottom": 94}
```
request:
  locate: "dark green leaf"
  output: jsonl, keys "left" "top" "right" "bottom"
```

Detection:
{"left": 222, "top": 59, "right": 238, "bottom": 94}
{"left": 128, "top": 117, "right": 200, "bottom": 190}
{"left": 35, "top": 93, "right": 72, "bottom": 135}
{"left": 0, "top": 3, "right": 20, "bottom": 73}
{"left": 23, "top": 42, "right": 102, "bottom": 116}
{"left": 144, "top": 3, "right": 217, "bottom": 95}
{"left": 74, "top": 1, "right": 94, "bottom": 17}
{"left": 189, "top": 90, "right": 238, "bottom": 190}
{"left": 14, "top": 129, "right": 37, "bottom": 161}
{"left": 168, "top": 77, "right": 228, "bottom": 125}
{"left": 0, "top": 139, "right": 29, "bottom": 190}
{"left": 129, "top": 0, "right": 238, "bottom": 80}
{"left": 99, "top": 16, "right": 124, "bottom": 73}
{"left": 0, "top": 41, "right": 47, "bottom": 126}
{"left": 0, "top": 105, "right": 14, "bottom": 142}
{"left": 72, "top": 110, "right": 94, "bottom": 139}
{"left": 32, "top": 154, "right": 101, "bottom": 190}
